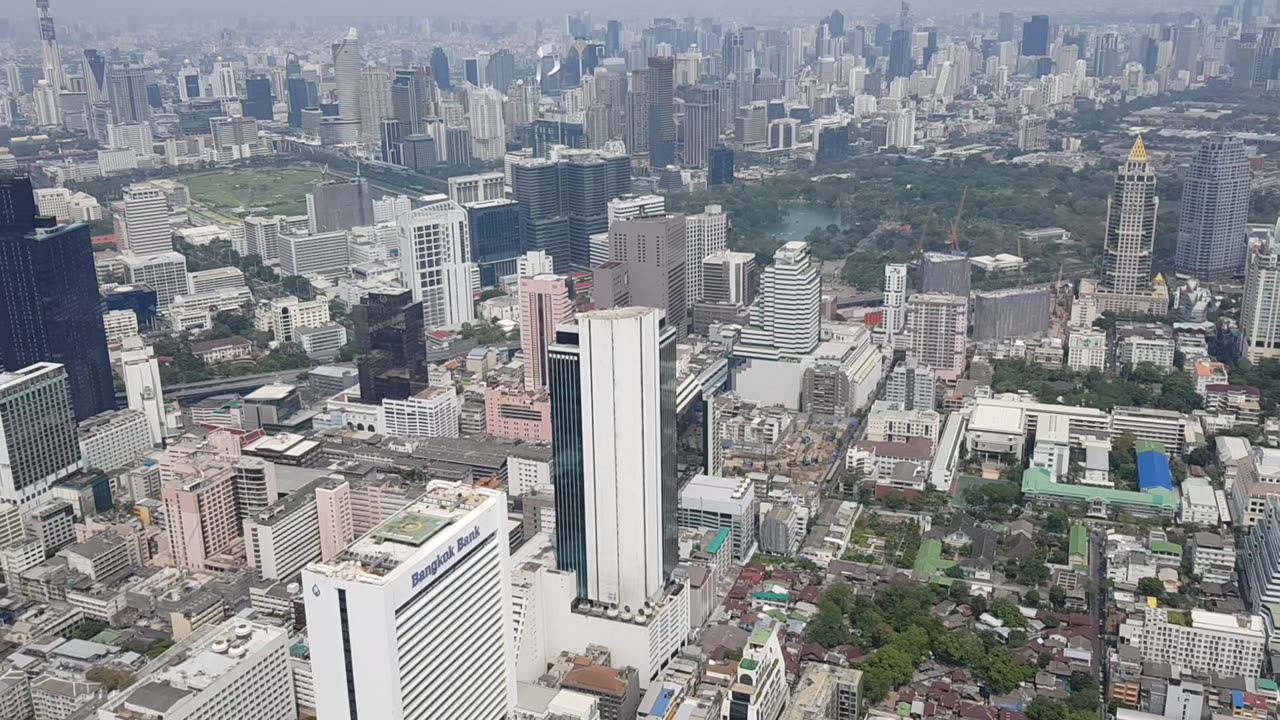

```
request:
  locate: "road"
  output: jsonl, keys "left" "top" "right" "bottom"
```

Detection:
{"left": 1090, "top": 526, "right": 1107, "bottom": 720}
{"left": 114, "top": 369, "right": 311, "bottom": 406}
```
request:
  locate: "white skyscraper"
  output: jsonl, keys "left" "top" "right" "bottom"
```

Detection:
{"left": 360, "top": 62, "right": 391, "bottom": 143}
{"left": 1241, "top": 234, "right": 1280, "bottom": 364}
{"left": 547, "top": 307, "right": 678, "bottom": 609}
{"left": 468, "top": 85, "right": 507, "bottom": 162}
{"left": 607, "top": 194, "right": 666, "bottom": 226}
{"left": 211, "top": 58, "right": 237, "bottom": 99}
{"left": 178, "top": 60, "right": 201, "bottom": 101}
{"left": 397, "top": 198, "right": 476, "bottom": 329}
{"left": 36, "top": 0, "right": 67, "bottom": 91}
{"left": 33, "top": 80, "right": 59, "bottom": 128}
{"left": 740, "top": 241, "right": 821, "bottom": 355}
{"left": 685, "top": 204, "right": 729, "bottom": 303}
{"left": 119, "top": 337, "right": 166, "bottom": 447}
{"left": 120, "top": 183, "right": 172, "bottom": 257}
{"left": 886, "top": 107, "right": 916, "bottom": 149}
{"left": 883, "top": 263, "right": 908, "bottom": 345}
{"left": 0, "top": 363, "right": 83, "bottom": 512}
{"left": 302, "top": 482, "right": 516, "bottom": 720}
{"left": 332, "top": 28, "right": 363, "bottom": 126}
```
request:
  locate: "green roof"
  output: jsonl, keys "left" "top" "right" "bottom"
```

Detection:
{"left": 1022, "top": 467, "right": 1177, "bottom": 513}
{"left": 1150, "top": 540, "right": 1182, "bottom": 556}
{"left": 706, "top": 527, "right": 731, "bottom": 556}
{"left": 913, "top": 537, "right": 957, "bottom": 576}
{"left": 750, "top": 626, "right": 774, "bottom": 646}
{"left": 752, "top": 591, "right": 789, "bottom": 603}
{"left": 1069, "top": 525, "right": 1088, "bottom": 558}
{"left": 898, "top": 702, "right": 913, "bottom": 716}
{"left": 1258, "top": 679, "right": 1278, "bottom": 691}
{"left": 740, "top": 658, "right": 759, "bottom": 671}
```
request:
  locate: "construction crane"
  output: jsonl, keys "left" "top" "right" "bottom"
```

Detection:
{"left": 916, "top": 208, "right": 936, "bottom": 258}
{"left": 947, "top": 187, "right": 968, "bottom": 252}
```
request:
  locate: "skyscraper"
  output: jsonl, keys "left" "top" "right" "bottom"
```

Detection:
{"left": 906, "top": 293, "right": 968, "bottom": 381}
{"left": 467, "top": 199, "right": 523, "bottom": 286}
{"left": 883, "top": 263, "right": 908, "bottom": 345}
{"left": 0, "top": 178, "right": 114, "bottom": 422}
{"left": 303, "top": 482, "right": 516, "bottom": 720}
{"left": 36, "top": 0, "right": 66, "bottom": 91}
{"left": 468, "top": 85, "right": 506, "bottom": 162}
{"left": 82, "top": 49, "right": 107, "bottom": 105}
{"left": 430, "top": 47, "right": 451, "bottom": 90}
{"left": 0, "top": 363, "right": 83, "bottom": 511}
{"left": 332, "top": 28, "right": 362, "bottom": 126}
{"left": 646, "top": 56, "right": 676, "bottom": 167}
{"left": 684, "top": 205, "right": 728, "bottom": 304}
{"left": 486, "top": 50, "right": 515, "bottom": 93}
{"left": 702, "top": 251, "right": 757, "bottom": 306}
{"left": 1240, "top": 234, "right": 1280, "bottom": 363}
{"left": 397, "top": 199, "right": 476, "bottom": 330}
{"left": 1022, "top": 15, "right": 1051, "bottom": 56}
{"left": 353, "top": 288, "right": 426, "bottom": 403}
{"left": 243, "top": 74, "right": 273, "bottom": 121}
{"left": 119, "top": 336, "right": 166, "bottom": 446}
{"left": 307, "top": 179, "right": 375, "bottom": 233}
{"left": 1103, "top": 137, "right": 1159, "bottom": 295}
{"left": 520, "top": 274, "right": 573, "bottom": 390}
{"left": 1175, "top": 135, "right": 1252, "bottom": 281}
{"left": 888, "top": 30, "right": 913, "bottom": 79}
{"left": 679, "top": 84, "right": 720, "bottom": 168}
{"left": 107, "top": 61, "right": 150, "bottom": 124}
{"left": 120, "top": 183, "right": 171, "bottom": 256}
{"left": 609, "top": 216, "right": 689, "bottom": 339}
{"left": 548, "top": 307, "right": 678, "bottom": 607}
{"left": 390, "top": 66, "right": 436, "bottom": 135}
{"left": 360, "top": 63, "right": 391, "bottom": 143}
{"left": 740, "top": 241, "right": 821, "bottom": 355}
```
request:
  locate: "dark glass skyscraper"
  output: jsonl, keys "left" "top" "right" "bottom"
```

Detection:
{"left": 243, "top": 75, "right": 273, "bottom": 121}
{"left": 1022, "top": 14, "right": 1050, "bottom": 56}
{"left": 352, "top": 288, "right": 426, "bottom": 404}
{"left": 888, "top": 30, "right": 913, "bottom": 79}
{"left": 646, "top": 56, "right": 676, "bottom": 168}
{"left": 1175, "top": 135, "right": 1252, "bottom": 280}
{"left": 0, "top": 177, "right": 114, "bottom": 422}
{"left": 429, "top": 47, "right": 451, "bottom": 90}
{"left": 466, "top": 199, "right": 524, "bottom": 287}
{"left": 709, "top": 144, "right": 735, "bottom": 186}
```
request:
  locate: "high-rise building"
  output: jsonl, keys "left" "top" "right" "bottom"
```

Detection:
{"left": 0, "top": 363, "right": 83, "bottom": 512}
{"left": 390, "top": 66, "right": 436, "bottom": 135}
{"left": 359, "top": 63, "right": 392, "bottom": 143}
{"left": 177, "top": 60, "right": 201, "bottom": 101}
{"left": 709, "top": 145, "right": 735, "bottom": 185}
{"left": 82, "top": 49, "right": 107, "bottom": 105}
{"left": 886, "top": 107, "right": 916, "bottom": 149}
{"left": 332, "top": 28, "right": 363, "bottom": 128}
{"left": 469, "top": 85, "right": 506, "bottom": 162}
{"left": 303, "top": 482, "right": 516, "bottom": 720}
{"left": 307, "top": 178, "right": 375, "bottom": 233}
{"left": 1175, "top": 135, "right": 1252, "bottom": 280}
{"left": 684, "top": 205, "right": 728, "bottom": 304}
{"left": 0, "top": 178, "right": 114, "bottom": 421}
{"left": 353, "top": 288, "right": 427, "bottom": 403}
{"left": 244, "top": 74, "right": 273, "bottom": 121}
{"left": 107, "top": 61, "right": 149, "bottom": 124}
{"left": 466, "top": 199, "right": 523, "bottom": 287}
{"left": 920, "top": 252, "right": 971, "bottom": 296}
{"left": 548, "top": 307, "right": 678, "bottom": 606}
{"left": 512, "top": 152, "right": 631, "bottom": 271}
{"left": 512, "top": 159, "right": 571, "bottom": 269}
{"left": 120, "top": 183, "right": 171, "bottom": 256}
{"left": 906, "top": 293, "right": 968, "bottom": 381}
{"left": 520, "top": 274, "right": 573, "bottom": 390}
{"left": 739, "top": 241, "right": 821, "bottom": 355}
{"left": 609, "top": 216, "right": 688, "bottom": 339}
{"left": 430, "top": 46, "right": 452, "bottom": 90}
{"left": 1241, "top": 234, "right": 1280, "bottom": 363}
{"left": 211, "top": 58, "right": 236, "bottom": 98}
{"left": 702, "top": 251, "right": 757, "bottom": 306}
{"left": 397, "top": 198, "right": 475, "bottom": 330}
{"left": 888, "top": 30, "right": 913, "bottom": 79}
{"left": 883, "top": 263, "right": 908, "bottom": 345}
{"left": 1022, "top": 15, "right": 1051, "bottom": 56}
{"left": 679, "top": 84, "right": 720, "bottom": 168}
{"left": 36, "top": 0, "right": 67, "bottom": 91}
{"left": 1103, "top": 137, "right": 1159, "bottom": 296}
{"left": 119, "top": 336, "right": 165, "bottom": 446}
{"left": 646, "top": 57, "right": 676, "bottom": 167}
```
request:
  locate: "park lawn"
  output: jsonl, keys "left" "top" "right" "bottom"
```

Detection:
{"left": 183, "top": 168, "right": 329, "bottom": 216}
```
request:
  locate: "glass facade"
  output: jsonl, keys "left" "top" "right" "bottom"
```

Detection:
{"left": 467, "top": 202, "right": 524, "bottom": 288}
{"left": 548, "top": 344, "right": 588, "bottom": 599}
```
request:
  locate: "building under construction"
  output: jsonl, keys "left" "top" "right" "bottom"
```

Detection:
{"left": 921, "top": 252, "right": 971, "bottom": 296}
{"left": 972, "top": 285, "right": 1051, "bottom": 341}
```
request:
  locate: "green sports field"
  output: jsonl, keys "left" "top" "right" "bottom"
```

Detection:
{"left": 182, "top": 167, "right": 328, "bottom": 216}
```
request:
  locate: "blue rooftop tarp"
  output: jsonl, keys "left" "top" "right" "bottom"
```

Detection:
{"left": 1137, "top": 450, "right": 1173, "bottom": 492}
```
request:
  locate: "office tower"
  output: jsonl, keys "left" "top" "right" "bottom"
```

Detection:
{"left": 353, "top": 288, "right": 427, "bottom": 403}
{"left": 307, "top": 178, "right": 374, "bottom": 233}
{"left": 684, "top": 205, "right": 728, "bottom": 304}
{"left": 242, "top": 74, "right": 272, "bottom": 121}
{"left": 680, "top": 84, "right": 720, "bottom": 168}
{"left": 0, "top": 179, "right": 113, "bottom": 422}
{"left": 464, "top": 57, "right": 481, "bottom": 87}
{"left": 888, "top": 30, "right": 913, "bottom": 79}
{"left": 380, "top": 119, "right": 402, "bottom": 164}
{"left": 520, "top": 274, "right": 573, "bottom": 389}
{"left": 609, "top": 216, "right": 688, "bottom": 339}
{"left": 1173, "top": 24, "right": 1202, "bottom": 74}
{"left": 303, "top": 482, "right": 515, "bottom": 720}
{"left": 120, "top": 183, "right": 171, "bottom": 256}
{"left": 625, "top": 68, "right": 650, "bottom": 156}
{"left": 1241, "top": 234, "right": 1280, "bottom": 363}
{"left": 740, "top": 241, "right": 821, "bottom": 354}
{"left": 1093, "top": 32, "right": 1121, "bottom": 77}
{"left": 1245, "top": 495, "right": 1280, "bottom": 616}
{"left": 123, "top": 253, "right": 187, "bottom": 310}
{"left": 391, "top": 66, "right": 435, "bottom": 135}
{"left": 486, "top": 50, "right": 515, "bottom": 93}
{"left": 83, "top": 49, "right": 106, "bottom": 105}
{"left": 0, "top": 363, "right": 83, "bottom": 512}
{"left": 921, "top": 252, "right": 971, "bottom": 296}
{"left": 446, "top": 126, "right": 473, "bottom": 166}
{"left": 36, "top": 0, "right": 66, "bottom": 90}
{"left": 998, "top": 12, "right": 1017, "bottom": 41}
{"left": 467, "top": 199, "right": 523, "bottom": 287}
{"left": 646, "top": 57, "right": 676, "bottom": 167}
{"left": 886, "top": 107, "right": 916, "bottom": 148}
{"left": 468, "top": 86, "right": 506, "bottom": 162}
{"left": 606, "top": 20, "right": 622, "bottom": 56}
{"left": 1175, "top": 135, "right": 1252, "bottom": 281}
{"left": 178, "top": 60, "right": 201, "bottom": 101}
{"left": 906, "top": 293, "right": 968, "bottom": 381}
{"left": 512, "top": 159, "right": 570, "bottom": 268}
{"left": 1022, "top": 15, "right": 1050, "bottom": 56}
{"left": 1103, "top": 137, "right": 1159, "bottom": 295}
{"left": 397, "top": 198, "right": 475, "bottom": 330}
{"left": 210, "top": 58, "right": 236, "bottom": 98}
{"left": 359, "top": 63, "right": 391, "bottom": 143}
{"left": 883, "top": 263, "right": 908, "bottom": 344}
{"left": 33, "top": 81, "right": 58, "bottom": 127}
{"left": 332, "top": 28, "right": 362, "bottom": 125}
{"left": 119, "top": 336, "right": 165, "bottom": 446}
{"left": 430, "top": 46, "right": 451, "bottom": 90}
{"left": 735, "top": 102, "right": 768, "bottom": 148}
{"left": 107, "top": 61, "right": 149, "bottom": 123}
{"left": 608, "top": 195, "right": 665, "bottom": 225}
{"left": 560, "top": 151, "right": 632, "bottom": 269}
{"left": 709, "top": 145, "right": 735, "bottom": 185}
{"left": 548, "top": 307, "right": 678, "bottom": 606}
{"left": 702, "top": 251, "right": 757, "bottom": 305}
{"left": 449, "top": 173, "right": 504, "bottom": 205}
{"left": 401, "top": 134, "right": 438, "bottom": 172}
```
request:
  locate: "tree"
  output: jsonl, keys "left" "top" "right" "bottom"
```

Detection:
{"left": 1044, "top": 509, "right": 1069, "bottom": 534}
{"left": 1069, "top": 671, "right": 1097, "bottom": 694}
{"left": 479, "top": 288, "right": 507, "bottom": 301}
{"left": 1024, "top": 589, "right": 1041, "bottom": 607}
{"left": 1136, "top": 576, "right": 1165, "bottom": 599}
{"left": 949, "top": 580, "right": 971, "bottom": 603}
{"left": 806, "top": 599, "right": 852, "bottom": 648}
{"left": 281, "top": 275, "right": 314, "bottom": 299}
{"left": 975, "top": 647, "right": 1035, "bottom": 693}
{"left": 1049, "top": 585, "right": 1068, "bottom": 609}
{"left": 1028, "top": 698, "right": 1069, "bottom": 720}
{"left": 86, "top": 665, "right": 136, "bottom": 691}
{"left": 945, "top": 564, "right": 965, "bottom": 579}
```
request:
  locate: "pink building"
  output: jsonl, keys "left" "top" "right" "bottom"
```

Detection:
{"left": 484, "top": 385, "right": 552, "bottom": 442}
{"left": 521, "top": 274, "right": 574, "bottom": 389}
